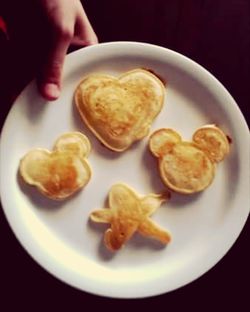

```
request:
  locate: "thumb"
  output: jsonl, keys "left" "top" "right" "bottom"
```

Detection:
{"left": 38, "top": 28, "right": 73, "bottom": 101}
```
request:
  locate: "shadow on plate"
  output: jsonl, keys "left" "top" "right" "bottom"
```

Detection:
{"left": 20, "top": 81, "right": 49, "bottom": 124}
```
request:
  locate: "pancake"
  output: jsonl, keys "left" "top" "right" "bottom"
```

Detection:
{"left": 159, "top": 142, "right": 215, "bottom": 194}
{"left": 19, "top": 132, "right": 92, "bottom": 200}
{"left": 149, "top": 126, "right": 230, "bottom": 194}
{"left": 75, "top": 69, "right": 166, "bottom": 152}
{"left": 149, "top": 128, "right": 182, "bottom": 157}
{"left": 90, "top": 183, "right": 171, "bottom": 251}
{"left": 192, "top": 124, "right": 230, "bottom": 162}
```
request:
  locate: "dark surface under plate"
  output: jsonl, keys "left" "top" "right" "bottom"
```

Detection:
{"left": 0, "top": 0, "right": 249, "bottom": 309}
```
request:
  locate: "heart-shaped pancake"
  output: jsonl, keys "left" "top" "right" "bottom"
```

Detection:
{"left": 75, "top": 69, "right": 166, "bottom": 152}
{"left": 19, "top": 132, "right": 92, "bottom": 200}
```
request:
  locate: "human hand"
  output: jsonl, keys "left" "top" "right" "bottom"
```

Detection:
{"left": 37, "top": 0, "right": 98, "bottom": 101}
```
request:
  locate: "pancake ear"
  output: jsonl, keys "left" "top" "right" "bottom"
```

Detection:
{"left": 149, "top": 128, "right": 182, "bottom": 157}
{"left": 54, "top": 132, "right": 91, "bottom": 158}
{"left": 192, "top": 125, "right": 230, "bottom": 163}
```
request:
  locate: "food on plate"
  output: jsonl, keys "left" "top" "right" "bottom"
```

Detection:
{"left": 149, "top": 125, "right": 230, "bottom": 194}
{"left": 75, "top": 68, "right": 166, "bottom": 152}
{"left": 90, "top": 183, "right": 171, "bottom": 251}
{"left": 19, "top": 132, "right": 92, "bottom": 200}
{"left": 192, "top": 125, "right": 230, "bottom": 162}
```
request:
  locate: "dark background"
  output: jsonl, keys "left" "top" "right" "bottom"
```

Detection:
{"left": 0, "top": 0, "right": 249, "bottom": 309}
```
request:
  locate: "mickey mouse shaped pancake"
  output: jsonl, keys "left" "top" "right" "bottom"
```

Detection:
{"left": 19, "top": 132, "right": 92, "bottom": 200}
{"left": 149, "top": 125, "right": 230, "bottom": 194}
{"left": 75, "top": 69, "right": 165, "bottom": 152}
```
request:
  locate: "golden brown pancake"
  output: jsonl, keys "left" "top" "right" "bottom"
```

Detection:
{"left": 75, "top": 69, "right": 166, "bottom": 152}
{"left": 19, "top": 132, "right": 92, "bottom": 200}
{"left": 192, "top": 125, "right": 230, "bottom": 162}
{"left": 149, "top": 125, "right": 230, "bottom": 194}
{"left": 159, "top": 141, "right": 215, "bottom": 194}
{"left": 90, "top": 183, "right": 171, "bottom": 251}
{"left": 149, "top": 128, "right": 182, "bottom": 157}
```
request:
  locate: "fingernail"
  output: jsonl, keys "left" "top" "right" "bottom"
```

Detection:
{"left": 43, "top": 83, "right": 60, "bottom": 101}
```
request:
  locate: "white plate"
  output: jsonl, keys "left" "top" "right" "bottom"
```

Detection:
{"left": 0, "top": 42, "right": 249, "bottom": 298}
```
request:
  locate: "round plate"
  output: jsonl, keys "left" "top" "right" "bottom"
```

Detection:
{"left": 0, "top": 42, "right": 249, "bottom": 298}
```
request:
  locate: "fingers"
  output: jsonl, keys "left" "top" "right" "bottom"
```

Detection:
{"left": 38, "top": 25, "right": 74, "bottom": 101}
{"left": 69, "top": 16, "right": 98, "bottom": 53}
{"left": 37, "top": 2, "right": 98, "bottom": 101}
{"left": 73, "top": 8, "right": 98, "bottom": 46}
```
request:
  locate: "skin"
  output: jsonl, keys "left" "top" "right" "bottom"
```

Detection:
{"left": 37, "top": 0, "right": 98, "bottom": 100}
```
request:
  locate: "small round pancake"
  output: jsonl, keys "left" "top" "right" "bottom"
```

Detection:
{"left": 159, "top": 142, "right": 215, "bottom": 194}
{"left": 192, "top": 125, "right": 230, "bottom": 163}
{"left": 149, "top": 128, "right": 182, "bottom": 157}
{"left": 54, "top": 132, "right": 91, "bottom": 157}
